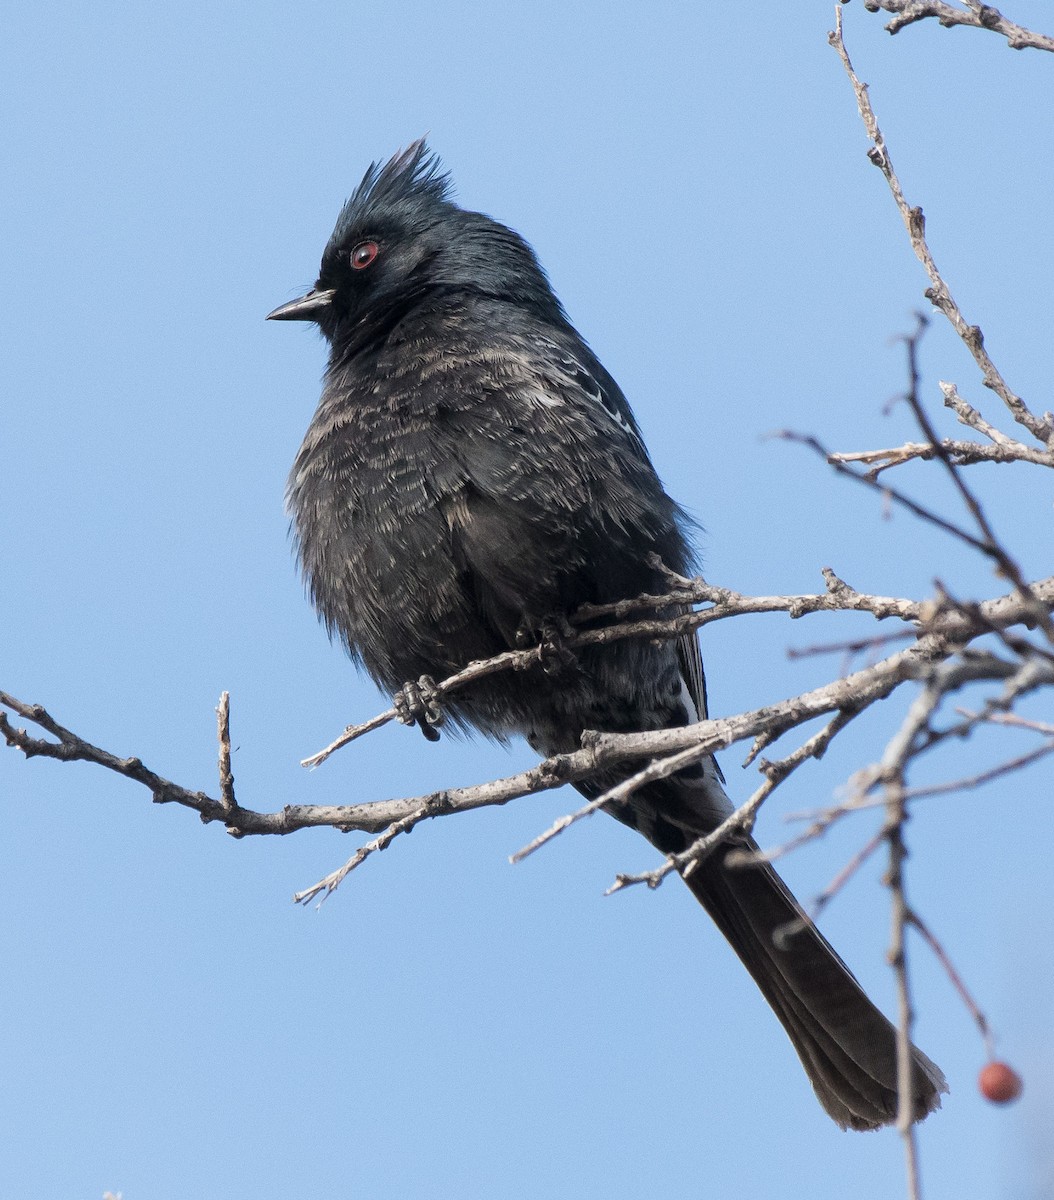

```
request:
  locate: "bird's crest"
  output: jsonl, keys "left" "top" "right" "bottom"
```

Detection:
{"left": 326, "top": 138, "right": 453, "bottom": 252}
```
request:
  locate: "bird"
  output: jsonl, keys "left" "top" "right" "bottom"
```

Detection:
{"left": 268, "top": 140, "right": 947, "bottom": 1130}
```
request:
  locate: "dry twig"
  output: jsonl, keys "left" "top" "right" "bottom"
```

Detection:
{"left": 830, "top": 7, "right": 1053, "bottom": 444}
{"left": 861, "top": 0, "right": 1054, "bottom": 53}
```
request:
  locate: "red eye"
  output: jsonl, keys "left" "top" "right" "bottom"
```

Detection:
{"left": 350, "top": 240, "right": 379, "bottom": 269}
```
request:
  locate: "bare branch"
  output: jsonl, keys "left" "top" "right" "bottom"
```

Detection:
{"left": 3, "top": 579, "right": 1051, "bottom": 853}
{"left": 575, "top": 563, "right": 925, "bottom": 626}
{"left": 511, "top": 739, "right": 717, "bottom": 866}
{"left": 786, "top": 629, "right": 915, "bottom": 662}
{"left": 872, "top": 676, "right": 948, "bottom": 1186}
{"left": 962, "top": 710, "right": 1054, "bottom": 735}
{"left": 895, "top": 316, "right": 1054, "bottom": 640}
{"left": 886, "top": 802, "right": 922, "bottom": 1194}
{"left": 829, "top": 435, "right": 1054, "bottom": 474}
{"left": 908, "top": 910, "right": 997, "bottom": 1059}
{"left": 900, "top": 739, "right": 1054, "bottom": 800}
{"left": 861, "top": 0, "right": 1054, "bottom": 53}
{"left": 829, "top": 7, "right": 1053, "bottom": 444}
{"left": 303, "top": 573, "right": 928, "bottom": 768}
{"left": 302, "top": 646, "right": 532, "bottom": 767}
{"left": 806, "top": 828, "right": 887, "bottom": 924}
{"left": 828, "top": 368, "right": 1053, "bottom": 489}
{"left": 614, "top": 709, "right": 862, "bottom": 895}
{"left": 939, "top": 381, "right": 1052, "bottom": 458}
{"left": 606, "top": 785, "right": 769, "bottom": 895}
{"left": 738, "top": 648, "right": 1053, "bottom": 887}
{"left": 293, "top": 805, "right": 433, "bottom": 906}
{"left": 788, "top": 402, "right": 1054, "bottom": 643}
{"left": 217, "top": 691, "right": 236, "bottom": 816}
{"left": 0, "top": 689, "right": 237, "bottom": 827}
{"left": 780, "top": 428, "right": 1005, "bottom": 554}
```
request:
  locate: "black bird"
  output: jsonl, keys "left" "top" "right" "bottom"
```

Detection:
{"left": 269, "top": 141, "right": 946, "bottom": 1130}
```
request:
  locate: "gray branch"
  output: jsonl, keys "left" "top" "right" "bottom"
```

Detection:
{"left": 862, "top": 0, "right": 1054, "bottom": 53}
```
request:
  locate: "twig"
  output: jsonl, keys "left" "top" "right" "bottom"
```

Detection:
{"left": 578, "top": 564, "right": 925, "bottom": 625}
{"left": 510, "top": 740, "right": 717, "bottom": 865}
{"left": 939, "top": 381, "right": 1053, "bottom": 460}
{"left": 899, "top": 740, "right": 1054, "bottom": 800}
{"left": 780, "top": 428, "right": 1002, "bottom": 555}
{"left": 302, "top": 647, "right": 532, "bottom": 767}
{"left": 878, "top": 678, "right": 945, "bottom": 1195}
{"left": 781, "top": 650, "right": 1053, "bottom": 823}
{"left": 809, "top": 828, "right": 887, "bottom": 922}
{"left": 293, "top": 805, "right": 432, "bottom": 905}
{"left": 908, "top": 909, "right": 996, "bottom": 1058}
{"left": 608, "top": 708, "right": 868, "bottom": 893}
{"left": 216, "top": 691, "right": 236, "bottom": 816}
{"left": 928, "top": 581, "right": 1054, "bottom": 668}
{"left": 886, "top": 799, "right": 922, "bottom": 1196}
{"left": 521, "top": 661, "right": 897, "bottom": 883}
{"left": 605, "top": 785, "right": 769, "bottom": 895}
{"left": 0, "top": 689, "right": 238, "bottom": 827}
{"left": 960, "top": 710, "right": 1054, "bottom": 735}
{"left": 829, "top": 436, "right": 1054, "bottom": 474}
{"left": 786, "top": 629, "right": 915, "bottom": 660}
{"left": 745, "top": 704, "right": 856, "bottom": 772}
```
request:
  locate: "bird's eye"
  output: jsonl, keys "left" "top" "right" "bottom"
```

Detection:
{"left": 350, "top": 241, "right": 379, "bottom": 270}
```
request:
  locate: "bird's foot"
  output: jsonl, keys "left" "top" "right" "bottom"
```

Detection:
{"left": 519, "top": 615, "right": 576, "bottom": 676}
{"left": 393, "top": 675, "right": 444, "bottom": 742}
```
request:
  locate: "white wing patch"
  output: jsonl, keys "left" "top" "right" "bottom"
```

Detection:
{"left": 524, "top": 387, "right": 564, "bottom": 409}
{"left": 677, "top": 669, "right": 701, "bottom": 724}
{"left": 563, "top": 358, "right": 648, "bottom": 454}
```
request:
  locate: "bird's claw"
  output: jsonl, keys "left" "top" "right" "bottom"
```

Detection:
{"left": 393, "top": 675, "right": 444, "bottom": 742}
{"left": 536, "top": 615, "right": 576, "bottom": 676}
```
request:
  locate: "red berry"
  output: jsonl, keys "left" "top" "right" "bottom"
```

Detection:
{"left": 978, "top": 1061, "right": 1023, "bottom": 1104}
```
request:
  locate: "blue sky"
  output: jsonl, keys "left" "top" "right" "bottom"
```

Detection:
{"left": 3, "top": 5, "right": 1052, "bottom": 1198}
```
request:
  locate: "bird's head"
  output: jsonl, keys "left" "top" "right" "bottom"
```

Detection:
{"left": 267, "top": 139, "right": 563, "bottom": 353}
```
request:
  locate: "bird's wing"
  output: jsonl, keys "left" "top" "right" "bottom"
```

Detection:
{"left": 551, "top": 352, "right": 651, "bottom": 459}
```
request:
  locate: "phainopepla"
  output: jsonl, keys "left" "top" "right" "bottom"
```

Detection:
{"left": 269, "top": 140, "right": 946, "bottom": 1130}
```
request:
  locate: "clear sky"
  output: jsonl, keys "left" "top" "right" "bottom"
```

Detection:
{"left": 3, "top": 5, "right": 1052, "bottom": 1199}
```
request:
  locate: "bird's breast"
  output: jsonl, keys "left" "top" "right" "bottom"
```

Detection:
{"left": 289, "top": 393, "right": 517, "bottom": 693}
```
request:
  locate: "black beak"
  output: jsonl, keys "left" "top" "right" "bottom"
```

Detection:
{"left": 266, "top": 287, "right": 337, "bottom": 322}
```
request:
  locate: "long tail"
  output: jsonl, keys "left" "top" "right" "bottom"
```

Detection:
{"left": 684, "top": 839, "right": 947, "bottom": 1131}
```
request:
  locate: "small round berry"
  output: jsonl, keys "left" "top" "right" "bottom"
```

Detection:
{"left": 978, "top": 1061, "right": 1023, "bottom": 1104}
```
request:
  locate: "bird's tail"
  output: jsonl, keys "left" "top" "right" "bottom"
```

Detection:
{"left": 683, "top": 839, "right": 947, "bottom": 1131}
